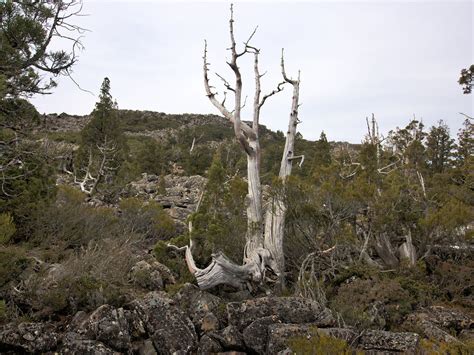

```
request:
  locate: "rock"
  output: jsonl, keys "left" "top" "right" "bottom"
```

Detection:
{"left": 425, "top": 306, "right": 473, "bottom": 331}
{"left": 60, "top": 332, "right": 118, "bottom": 354}
{"left": 173, "top": 283, "right": 224, "bottom": 333}
{"left": 227, "top": 296, "right": 335, "bottom": 331}
{"left": 359, "top": 330, "right": 420, "bottom": 352}
{"left": 0, "top": 322, "right": 60, "bottom": 353}
{"left": 126, "top": 174, "right": 207, "bottom": 228}
{"left": 267, "top": 323, "right": 314, "bottom": 354}
{"left": 129, "top": 260, "right": 164, "bottom": 290}
{"left": 134, "top": 339, "right": 157, "bottom": 355}
{"left": 403, "top": 306, "right": 473, "bottom": 342}
{"left": 217, "top": 325, "right": 245, "bottom": 350}
{"left": 197, "top": 334, "right": 223, "bottom": 354}
{"left": 201, "top": 312, "right": 220, "bottom": 333}
{"left": 242, "top": 315, "right": 281, "bottom": 354}
{"left": 129, "top": 291, "right": 197, "bottom": 354}
{"left": 69, "top": 304, "right": 132, "bottom": 351}
{"left": 267, "top": 324, "right": 419, "bottom": 354}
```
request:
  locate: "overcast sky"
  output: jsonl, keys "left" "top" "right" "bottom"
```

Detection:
{"left": 31, "top": 0, "right": 473, "bottom": 142}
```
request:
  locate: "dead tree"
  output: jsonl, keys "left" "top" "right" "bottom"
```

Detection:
{"left": 65, "top": 136, "right": 118, "bottom": 196}
{"left": 171, "top": 5, "right": 301, "bottom": 290}
{"left": 263, "top": 51, "right": 302, "bottom": 287}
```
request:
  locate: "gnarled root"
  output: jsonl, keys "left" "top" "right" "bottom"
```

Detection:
{"left": 168, "top": 243, "right": 276, "bottom": 290}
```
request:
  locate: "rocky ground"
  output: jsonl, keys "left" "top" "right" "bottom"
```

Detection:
{"left": 1, "top": 279, "right": 472, "bottom": 354}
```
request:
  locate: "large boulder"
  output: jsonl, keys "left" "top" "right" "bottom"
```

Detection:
{"left": 68, "top": 304, "right": 132, "bottom": 351}
{"left": 60, "top": 332, "right": 118, "bottom": 354}
{"left": 226, "top": 296, "right": 335, "bottom": 331}
{"left": 403, "top": 306, "right": 473, "bottom": 343}
{"left": 266, "top": 323, "right": 315, "bottom": 354}
{"left": 173, "top": 283, "right": 224, "bottom": 334}
{"left": 0, "top": 322, "right": 60, "bottom": 353}
{"left": 127, "top": 174, "right": 206, "bottom": 229}
{"left": 358, "top": 330, "right": 420, "bottom": 352}
{"left": 129, "top": 291, "right": 198, "bottom": 354}
{"left": 242, "top": 315, "right": 281, "bottom": 354}
{"left": 129, "top": 259, "right": 176, "bottom": 291}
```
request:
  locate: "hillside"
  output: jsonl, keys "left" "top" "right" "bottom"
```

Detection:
{"left": 1, "top": 107, "right": 473, "bottom": 354}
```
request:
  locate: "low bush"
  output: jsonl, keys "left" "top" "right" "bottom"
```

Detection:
{"left": 119, "top": 197, "right": 175, "bottom": 240}
{"left": 0, "top": 213, "right": 16, "bottom": 244}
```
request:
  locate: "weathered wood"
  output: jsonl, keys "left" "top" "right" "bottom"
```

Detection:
{"left": 264, "top": 51, "right": 301, "bottom": 287}
{"left": 171, "top": 4, "right": 301, "bottom": 290}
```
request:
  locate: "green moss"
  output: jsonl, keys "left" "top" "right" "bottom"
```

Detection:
{"left": 288, "top": 328, "right": 356, "bottom": 355}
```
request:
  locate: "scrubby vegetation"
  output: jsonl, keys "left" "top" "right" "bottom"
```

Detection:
{"left": 0, "top": 1, "right": 472, "bottom": 353}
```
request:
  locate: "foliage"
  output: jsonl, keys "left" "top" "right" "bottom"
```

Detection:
{"left": 420, "top": 338, "right": 474, "bottom": 355}
{"left": 329, "top": 263, "right": 438, "bottom": 330}
{"left": 288, "top": 327, "right": 354, "bottom": 354}
{"left": 0, "top": 0, "right": 82, "bottom": 97}
{"left": 458, "top": 64, "right": 474, "bottom": 94}
{"left": 119, "top": 197, "right": 175, "bottom": 240}
{"left": 0, "top": 213, "right": 16, "bottom": 244}
{"left": 0, "top": 245, "right": 29, "bottom": 288}
{"left": 426, "top": 120, "right": 456, "bottom": 174}
{"left": 154, "top": 235, "right": 195, "bottom": 286}
{"left": 75, "top": 78, "right": 128, "bottom": 195}
{"left": 30, "top": 185, "right": 119, "bottom": 254}
{"left": 189, "top": 152, "right": 247, "bottom": 264}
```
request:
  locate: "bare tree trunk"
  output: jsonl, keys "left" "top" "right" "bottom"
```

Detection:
{"left": 374, "top": 233, "right": 399, "bottom": 268}
{"left": 398, "top": 231, "right": 417, "bottom": 266}
{"left": 264, "top": 54, "right": 301, "bottom": 287}
{"left": 170, "top": 5, "right": 299, "bottom": 290}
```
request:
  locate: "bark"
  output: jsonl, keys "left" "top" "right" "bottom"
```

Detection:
{"left": 374, "top": 233, "right": 399, "bottom": 268}
{"left": 264, "top": 53, "right": 301, "bottom": 287}
{"left": 172, "top": 4, "right": 297, "bottom": 290}
{"left": 398, "top": 231, "right": 417, "bottom": 266}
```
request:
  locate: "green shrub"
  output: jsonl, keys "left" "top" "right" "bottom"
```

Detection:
{"left": 154, "top": 235, "right": 195, "bottom": 287}
{"left": 0, "top": 213, "right": 16, "bottom": 244}
{"left": 31, "top": 186, "right": 119, "bottom": 255}
{"left": 420, "top": 338, "right": 474, "bottom": 355}
{"left": 0, "top": 246, "right": 29, "bottom": 288}
{"left": 119, "top": 198, "right": 175, "bottom": 240}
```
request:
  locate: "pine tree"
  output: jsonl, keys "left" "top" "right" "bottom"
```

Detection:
{"left": 426, "top": 120, "right": 456, "bottom": 174}
{"left": 456, "top": 119, "right": 474, "bottom": 167}
{"left": 312, "top": 131, "right": 332, "bottom": 168}
{"left": 75, "top": 78, "right": 127, "bottom": 194}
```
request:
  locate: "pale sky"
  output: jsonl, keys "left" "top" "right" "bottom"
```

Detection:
{"left": 31, "top": 0, "right": 473, "bottom": 142}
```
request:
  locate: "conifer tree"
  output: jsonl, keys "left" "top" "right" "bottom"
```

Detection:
{"left": 312, "top": 131, "right": 332, "bottom": 168}
{"left": 456, "top": 119, "right": 474, "bottom": 167}
{"left": 426, "top": 120, "right": 455, "bottom": 174}
{"left": 74, "top": 78, "right": 127, "bottom": 195}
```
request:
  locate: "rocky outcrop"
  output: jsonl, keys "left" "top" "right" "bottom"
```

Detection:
{"left": 0, "top": 322, "right": 60, "bottom": 353}
{"left": 128, "top": 291, "right": 198, "bottom": 354}
{"left": 172, "top": 283, "right": 224, "bottom": 335}
{"left": 266, "top": 324, "right": 420, "bottom": 354}
{"left": 358, "top": 329, "right": 420, "bottom": 352}
{"left": 68, "top": 304, "right": 133, "bottom": 351}
{"left": 2, "top": 293, "right": 469, "bottom": 354}
{"left": 226, "top": 296, "right": 336, "bottom": 331}
{"left": 126, "top": 174, "right": 206, "bottom": 230}
{"left": 129, "top": 259, "right": 176, "bottom": 291}
{"left": 403, "top": 306, "right": 473, "bottom": 343}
